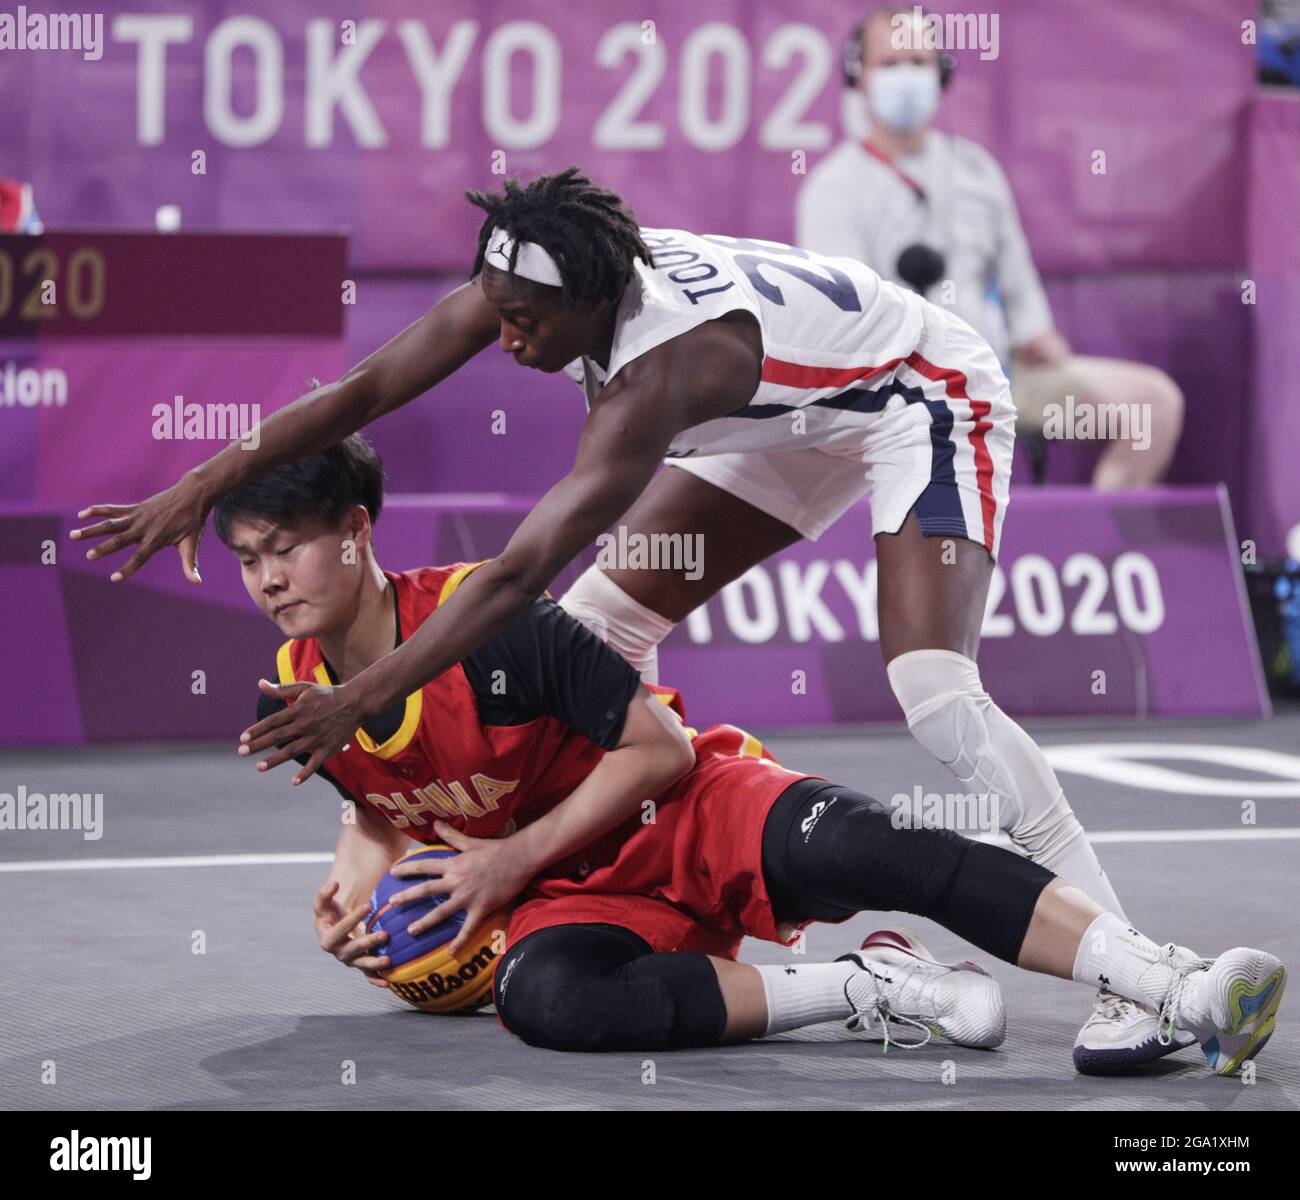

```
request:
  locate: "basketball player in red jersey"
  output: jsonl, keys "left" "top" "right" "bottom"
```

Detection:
{"left": 204, "top": 435, "right": 1281, "bottom": 1069}
{"left": 71, "top": 169, "right": 1209, "bottom": 1068}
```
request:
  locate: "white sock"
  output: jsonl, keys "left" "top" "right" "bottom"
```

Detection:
{"left": 557, "top": 566, "right": 674, "bottom": 683}
{"left": 754, "top": 961, "right": 858, "bottom": 1034}
{"left": 1072, "top": 913, "right": 1176, "bottom": 1008}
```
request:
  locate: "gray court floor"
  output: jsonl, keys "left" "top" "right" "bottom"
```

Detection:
{"left": 2, "top": 712, "right": 1297, "bottom": 1111}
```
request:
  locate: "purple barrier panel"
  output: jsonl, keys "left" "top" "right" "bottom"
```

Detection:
{"left": 0, "top": 515, "right": 84, "bottom": 747}
{"left": 1244, "top": 93, "right": 1300, "bottom": 558}
{"left": 0, "top": 1, "right": 1255, "bottom": 274}
{"left": 0, "top": 484, "right": 1268, "bottom": 746}
{"left": 337, "top": 275, "right": 588, "bottom": 499}
{"left": 0, "top": 339, "right": 346, "bottom": 505}
{"left": 657, "top": 485, "right": 1269, "bottom": 727}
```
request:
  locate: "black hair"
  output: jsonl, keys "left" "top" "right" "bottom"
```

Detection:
{"left": 213, "top": 433, "right": 386, "bottom": 548}
{"left": 466, "top": 167, "right": 654, "bottom": 307}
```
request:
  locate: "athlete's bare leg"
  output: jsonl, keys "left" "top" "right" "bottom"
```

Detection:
{"left": 875, "top": 513, "right": 1128, "bottom": 915}
{"left": 874, "top": 510, "right": 989, "bottom": 662}
{"left": 602, "top": 464, "right": 802, "bottom": 618}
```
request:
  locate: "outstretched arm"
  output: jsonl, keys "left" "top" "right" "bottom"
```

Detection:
{"left": 240, "top": 314, "right": 762, "bottom": 783}
{"left": 71, "top": 280, "right": 500, "bottom": 581}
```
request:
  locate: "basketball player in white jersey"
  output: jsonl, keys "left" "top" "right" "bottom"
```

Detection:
{"left": 73, "top": 168, "right": 1196, "bottom": 1073}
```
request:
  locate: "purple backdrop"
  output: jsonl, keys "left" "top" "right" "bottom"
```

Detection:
{"left": 1245, "top": 92, "right": 1300, "bottom": 561}
{"left": 0, "top": 1, "right": 1257, "bottom": 273}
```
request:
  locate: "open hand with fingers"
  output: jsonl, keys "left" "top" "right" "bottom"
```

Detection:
{"left": 239, "top": 678, "right": 364, "bottom": 785}
{"left": 71, "top": 475, "right": 211, "bottom": 583}
{"left": 389, "top": 821, "right": 533, "bottom": 958}
{"left": 313, "top": 880, "right": 391, "bottom": 987}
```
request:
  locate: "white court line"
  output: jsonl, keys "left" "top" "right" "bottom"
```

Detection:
{"left": 0, "top": 852, "right": 333, "bottom": 873}
{"left": 3, "top": 829, "right": 1300, "bottom": 873}
{"left": 1088, "top": 828, "right": 1300, "bottom": 844}
{"left": 973, "top": 828, "right": 1300, "bottom": 846}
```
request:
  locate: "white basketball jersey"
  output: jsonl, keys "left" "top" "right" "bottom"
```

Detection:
{"left": 563, "top": 227, "right": 929, "bottom": 457}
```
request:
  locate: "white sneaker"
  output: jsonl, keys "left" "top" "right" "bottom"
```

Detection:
{"left": 836, "top": 928, "right": 1005, "bottom": 1051}
{"left": 1073, "top": 942, "right": 1201, "bottom": 1075}
{"left": 1159, "top": 946, "right": 1286, "bottom": 1076}
{"left": 1073, "top": 990, "right": 1197, "bottom": 1076}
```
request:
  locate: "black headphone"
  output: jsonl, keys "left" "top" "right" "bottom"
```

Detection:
{"left": 841, "top": 11, "right": 957, "bottom": 90}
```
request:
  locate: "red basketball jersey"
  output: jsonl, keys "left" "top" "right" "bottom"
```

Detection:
{"left": 273, "top": 562, "right": 684, "bottom": 841}
{"left": 273, "top": 562, "right": 820, "bottom": 957}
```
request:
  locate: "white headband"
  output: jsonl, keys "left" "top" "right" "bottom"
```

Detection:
{"left": 484, "top": 225, "right": 563, "bottom": 287}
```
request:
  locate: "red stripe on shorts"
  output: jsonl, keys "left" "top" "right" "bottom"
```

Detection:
{"left": 757, "top": 352, "right": 999, "bottom": 550}
{"left": 904, "top": 352, "right": 997, "bottom": 551}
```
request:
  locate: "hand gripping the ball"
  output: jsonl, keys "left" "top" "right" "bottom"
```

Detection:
{"left": 313, "top": 880, "right": 391, "bottom": 988}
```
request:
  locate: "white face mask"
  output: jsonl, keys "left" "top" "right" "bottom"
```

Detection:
{"left": 866, "top": 63, "right": 941, "bottom": 134}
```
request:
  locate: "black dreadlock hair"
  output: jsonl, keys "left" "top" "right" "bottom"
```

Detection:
{"left": 466, "top": 167, "right": 654, "bottom": 307}
{"left": 212, "top": 433, "right": 386, "bottom": 548}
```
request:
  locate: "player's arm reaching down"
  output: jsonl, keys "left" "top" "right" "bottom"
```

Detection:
{"left": 240, "top": 313, "right": 760, "bottom": 784}
{"left": 388, "top": 599, "right": 698, "bottom": 958}
{"left": 70, "top": 281, "right": 500, "bottom": 581}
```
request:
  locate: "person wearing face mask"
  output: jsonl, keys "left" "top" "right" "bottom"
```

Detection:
{"left": 797, "top": 5, "right": 1184, "bottom": 489}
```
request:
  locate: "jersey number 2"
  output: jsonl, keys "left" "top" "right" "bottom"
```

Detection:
{"left": 705, "top": 236, "right": 862, "bottom": 313}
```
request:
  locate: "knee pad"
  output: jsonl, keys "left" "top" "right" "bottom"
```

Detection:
{"left": 494, "top": 927, "right": 725, "bottom": 1052}
{"left": 768, "top": 779, "right": 971, "bottom": 916}
{"left": 768, "top": 781, "right": 1052, "bottom": 963}
{"left": 886, "top": 649, "right": 1085, "bottom": 863}
{"left": 557, "top": 566, "right": 674, "bottom": 684}
{"left": 829, "top": 794, "right": 972, "bottom": 914}
{"left": 494, "top": 931, "right": 662, "bottom": 1052}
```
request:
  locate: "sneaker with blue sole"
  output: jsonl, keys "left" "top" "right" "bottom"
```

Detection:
{"left": 1160, "top": 946, "right": 1286, "bottom": 1076}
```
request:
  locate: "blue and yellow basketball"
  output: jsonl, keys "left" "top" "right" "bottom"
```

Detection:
{"left": 366, "top": 844, "right": 510, "bottom": 1014}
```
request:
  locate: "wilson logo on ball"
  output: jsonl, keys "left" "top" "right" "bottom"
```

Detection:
{"left": 365, "top": 843, "right": 510, "bottom": 1014}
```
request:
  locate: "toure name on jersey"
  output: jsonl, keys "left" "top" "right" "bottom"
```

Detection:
{"left": 365, "top": 773, "right": 519, "bottom": 828}
{"left": 643, "top": 230, "right": 736, "bottom": 305}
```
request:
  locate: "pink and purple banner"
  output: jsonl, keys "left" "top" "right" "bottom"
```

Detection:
{"left": 0, "top": 1, "right": 1257, "bottom": 273}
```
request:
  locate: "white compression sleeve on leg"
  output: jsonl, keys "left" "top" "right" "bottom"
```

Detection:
{"left": 557, "top": 565, "right": 675, "bottom": 684}
{"left": 886, "top": 648, "right": 1128, "bottom": 921}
